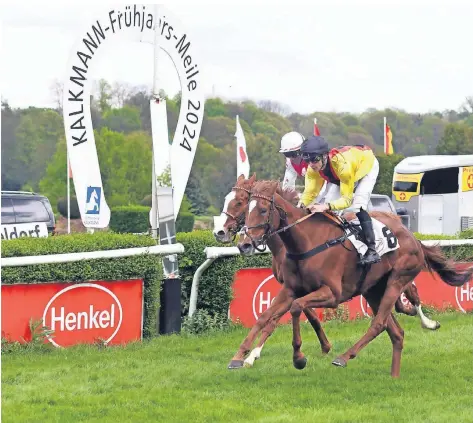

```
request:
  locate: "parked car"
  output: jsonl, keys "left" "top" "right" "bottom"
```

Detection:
{"left": 368, "top": 193, "right": 410, "bottom": 229}
{"left": 1, "top": 191, "right": 56, "bottom": 234}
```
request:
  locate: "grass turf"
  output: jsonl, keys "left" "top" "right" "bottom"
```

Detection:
{"left": 2, "top": 313, "right": 472, "bottom": 423}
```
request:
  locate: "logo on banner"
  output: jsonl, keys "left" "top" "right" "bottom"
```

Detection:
{"left": 42, "top": 284, "right": 123, "bottom": 348}
{"left": 86, "top": 187, "right": 101, "bottom": 215}
{"left": 1, "top": 222, "right": 48, "bottom": 240}
{"left": 455, "top": 282, "right": 473, "bottom": 313}
{"left": 252, "top": 275, "right": 277, "bottom": 319}
{"left": 239, "top": 146, "right": 247, "bottom": 163}
{"left": 63, "top": 5, "right": 204, "bottom": 227}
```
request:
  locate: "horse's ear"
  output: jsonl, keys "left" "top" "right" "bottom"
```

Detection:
{"left": 248, "top": 173, "right": 256, "bottom": 184}
{"left": 237, "top": 174, "right": 245, "bottom": 182}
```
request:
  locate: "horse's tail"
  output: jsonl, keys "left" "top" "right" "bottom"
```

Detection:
{"left": 421, "top": 243, "right": 473, "bottom": 287}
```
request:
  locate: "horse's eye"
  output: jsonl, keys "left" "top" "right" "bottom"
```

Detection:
{"left": 235, "top": 201, "right": 242, "bottom": 207}
{"left": 261, "top": 208, "right": 267, "bottom": 215}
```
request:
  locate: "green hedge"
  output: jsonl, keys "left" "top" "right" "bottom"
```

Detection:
{"left": 2, "top": 230, "right": 471, "bottom": 329}
{"left": 109, "top": 205, "right": 150, "bottom": 233}
{"left": 57, "top": 196, "right": 81, "bottom": 219}
{"left": 177, "top": 230, "right": 272, "bottom": 316}
{"left": 1, "top": 233, "right": 162, "bottom": 338}
{"left": 176, "top": 213, "right": 195, "bottom": 233}
{"left": 109, "top": 205, "right": 195, "bottom": 234}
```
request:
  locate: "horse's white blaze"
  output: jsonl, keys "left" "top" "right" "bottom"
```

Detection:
{"left": 249, "top": 199, "right": 257, "bottom": 215}
{"left": 415, "top": 305, "right": 440, "bottom": 330}
{"left": 222, "top": 191, "right": 236, "bottom": 213}
{"left": 213, "top": 191, "right": 236, "bottom": 235}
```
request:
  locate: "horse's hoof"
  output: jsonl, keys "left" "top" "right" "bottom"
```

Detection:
{"left": 421, "top": 320, "right": 441, "bottom": 331}
{"left": 228, "top": 360, "right": 244, "bottom": 369}
{"left": 332, "top": 357, "right": 347, "bottom": 367}
{"left": 321, "top": 344, "right": 332, "bottom": 355}
{"left": 293, "top": 356, "right": 307, "bottom": 370}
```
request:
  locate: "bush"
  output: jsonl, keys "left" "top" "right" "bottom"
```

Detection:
{"left": 177, "top": 230, "right": 272, "bottom": 317}
{"left": 414, "top": 233, "right": 457, "bottom": 240}
{"left": 57, "top": 196, "right": 81, "bottom": 219}
{"left": 140, "top": 194, "right": 152, "bottom": 207}
{"left": 181, "top": 310, "right": 235, "bottom": 335}
{"left": 460, "top": 228, "right": 473, "bottom": 239}
{"left": 176, "top": 213, "right": 195, "bottom": 233}
{"left": 1, "top": 232, "right": 162, "bottom": 338}
{"left": 109, "top": 205, "right": 150, "bottom": 233}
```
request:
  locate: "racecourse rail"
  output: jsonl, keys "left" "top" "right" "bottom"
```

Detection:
{"left": 188, "top": 239, "right": 473, "bottom": 316}
{"left": 2, "top": 239, "right": 472, "bottom": 318}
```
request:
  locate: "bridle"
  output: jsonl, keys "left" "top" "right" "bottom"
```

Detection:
{"left": 222, "top": 185, "right": 251, "bottom": 240}
{"left": 241, "top": 192, "right": 288, "bottom": 252}
{"left": 242, "top": 191, "right": 352, "bottom": 255}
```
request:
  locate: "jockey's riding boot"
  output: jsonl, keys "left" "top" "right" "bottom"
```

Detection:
{"left": 356, "top": 209, "right": 381, "bottom": 265}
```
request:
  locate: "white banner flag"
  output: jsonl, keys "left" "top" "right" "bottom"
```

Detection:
{"left": 235, "top": 115, "right": 250, "bottom": 178}
{"left": 63, "top": 5, "right": 203, "bottom": 227}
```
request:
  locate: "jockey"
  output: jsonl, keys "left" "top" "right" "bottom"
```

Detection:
{"left": 299, "top": 135, "right": 381, "bottom": 265}
{"left": 279, "top": 132, "right": 308, "bottom": 190}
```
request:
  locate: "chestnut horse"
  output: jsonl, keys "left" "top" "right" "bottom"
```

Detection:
{"left": 237, "top": 180, "right": 472, "bottom": 377}
{"left": 214, "top": 175, "right": 439, "bottom": 370}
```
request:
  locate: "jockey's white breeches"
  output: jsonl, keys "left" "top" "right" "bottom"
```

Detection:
{"left": 318, "top": 157, "right": 379, "bottom": 212}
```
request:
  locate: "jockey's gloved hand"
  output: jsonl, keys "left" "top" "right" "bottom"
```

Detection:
{"left": 297, "top": 201, "right": 305, "bottom": 209}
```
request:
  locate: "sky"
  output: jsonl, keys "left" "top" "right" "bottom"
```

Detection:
{"left": 1, "top": 1, "right": 472, "bottom": 115}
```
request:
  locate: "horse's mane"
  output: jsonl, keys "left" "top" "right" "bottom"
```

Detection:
{"left": 252, "top": 180, "right": 299, "bottom": 206}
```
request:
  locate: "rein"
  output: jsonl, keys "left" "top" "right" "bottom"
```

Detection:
{"left": 244, "top": 191, "right": 353, "bottom": 259}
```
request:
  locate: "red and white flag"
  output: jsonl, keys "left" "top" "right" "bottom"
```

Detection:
{"left": 314, "top": 118, "right": 321, "bottom": 136}
{"left": 235, "top": 115, "right": 250, "bottom": 178}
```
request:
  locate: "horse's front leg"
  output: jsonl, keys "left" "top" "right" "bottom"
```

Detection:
{"left": 228, "top": 287, "right": 294, "bottom": 369}
{"left": 290, "top": 285, "right": 339, "bottom": 370}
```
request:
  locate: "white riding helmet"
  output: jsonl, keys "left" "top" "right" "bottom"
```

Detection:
{"left": 279, "top": 132, "right": 305, "bottom": 153}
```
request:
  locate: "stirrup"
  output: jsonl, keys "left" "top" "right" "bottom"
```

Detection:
{"left": 360, "top": 250, "right": 381, "bottom": 265}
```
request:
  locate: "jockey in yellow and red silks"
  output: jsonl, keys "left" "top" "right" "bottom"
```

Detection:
{"left": 299, "top": 135, "right": 381, "bottom": 265}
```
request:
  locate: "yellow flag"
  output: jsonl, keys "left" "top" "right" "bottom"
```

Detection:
{"left": 385, "top": 124, "right": 394, "bottom": 155}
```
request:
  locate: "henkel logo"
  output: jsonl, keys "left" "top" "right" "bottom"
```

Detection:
{"left": 42, "top": 284, "right": 123, "bottom": 347}
{"left": 360, "top": 295, "right": 372, "bottom": 318}
{"left": 252, "top": 275, "right": 278, "bottom": 319}
{"left": 455, "top": 282, "right": 473, "bottom": 313}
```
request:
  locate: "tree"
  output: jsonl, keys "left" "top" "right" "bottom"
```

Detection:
{"left": 96, "top": 79, "right": 112, "bottom": 113}
{"left": 205, "top": 98, "right": 227, "bottom": 118}
{"left": 184, "top": 173, "right": 209, "bottom": 215}
{"left": 101, "top": 106, "right": 142, "bottom": 133}
{"left": 258, "top": 100, "right": 291, "bottom": 116}
{"left": 1, "top": 100, "right": 23, "bottom": 190}
{"left": 49, "top": 79, "right": 64, "bottom": 112}
{"left": 14, "top": 108, "right": 64, "bottom": 191}
{"left": 436, "top": 123, "right": 473, "bottom": 155}
{"left": 374, "top": 154, "right": 405, "bottom": 197}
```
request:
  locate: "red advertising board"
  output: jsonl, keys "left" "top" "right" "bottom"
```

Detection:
{"left": 1, "top": 279, "right": 143, "bottom": 347}
{"left": 229, "top": 265, "right": 473, "bottom": 328}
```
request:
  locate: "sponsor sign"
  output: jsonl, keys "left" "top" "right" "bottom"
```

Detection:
{"left": 229, "top": 265, "right": 473, "bottom": 327}
{"left": 461, "top": 166, "right": 473, "bottom": 192}
{"left": 1, "top": 222, "right": 48, "bottom": 240}
{"left": 63, "top": 4, "right": 204, "bottom": 227}
{"left": 229, "top": 268, "right": 323, "bottom": 327}
{"left": 392, "top": 172, "right": 423, "bottom": 202}
{"left": 1, "top": 279, "right": 143, "bottom": 347}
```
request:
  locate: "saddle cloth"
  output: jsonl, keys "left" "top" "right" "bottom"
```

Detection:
{"left": 344, "top": 218, "right": 400, "bottom": 258}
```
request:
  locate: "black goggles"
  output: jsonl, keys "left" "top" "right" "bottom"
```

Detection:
{"left": 282, "top": 150, "right": 300, "bottom": 158}
{"left": 302, "top": 153, "right": 323, "bottom": 163}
